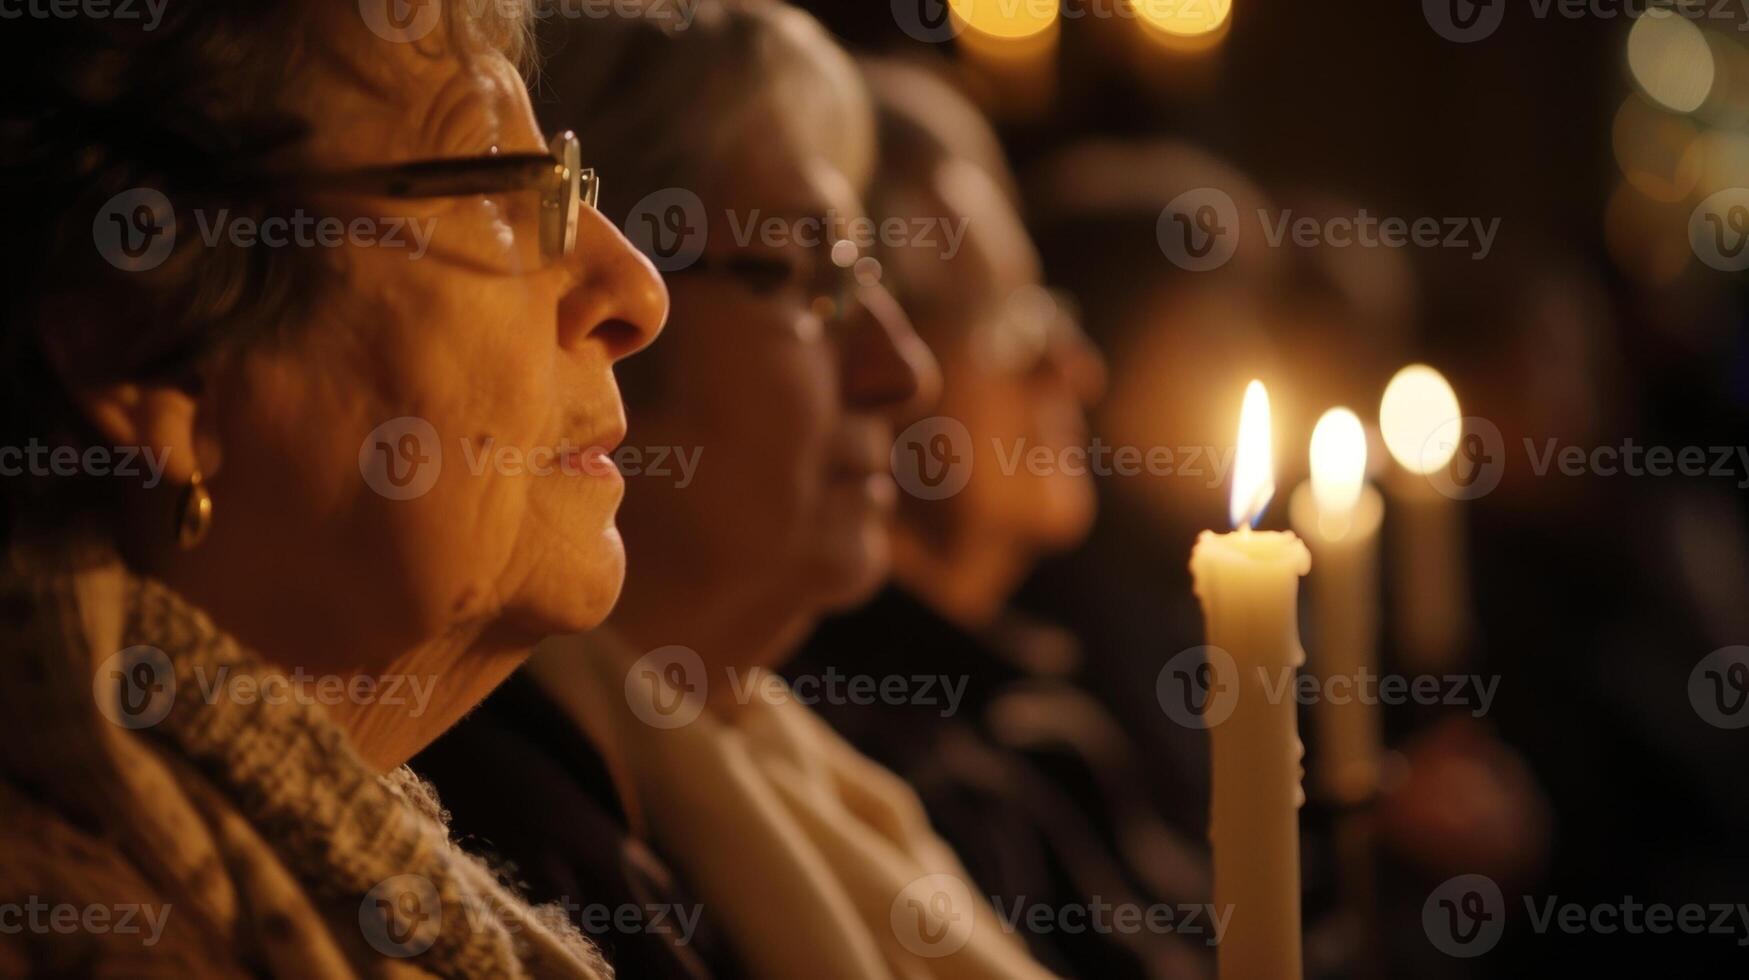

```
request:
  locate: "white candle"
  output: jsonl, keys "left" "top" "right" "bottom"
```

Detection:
{"left": 1379, "top": 365, "right": 1471, "bottom": 673}
{"left": 1289, "top": 408, "right": 1386, "bottom": 804}
{"left": 1190, "top": 380, "right": 1310, "bottom": 980}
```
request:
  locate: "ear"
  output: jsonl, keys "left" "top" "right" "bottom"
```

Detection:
{"left": 70, "top": 382, "right": 213, "bottom": 487}
{"left": 35, "top": 294, "right": 221, "bottom": 488}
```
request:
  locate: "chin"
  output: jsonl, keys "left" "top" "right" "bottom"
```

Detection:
{"left": 518, "top": 523, "right": 627, "bottom": 637}
{"left": 1037, "top": 480, "right": 1099, "bottom": 549}
{"left": 809, "top": 521, "right": 891, "bottom": 612}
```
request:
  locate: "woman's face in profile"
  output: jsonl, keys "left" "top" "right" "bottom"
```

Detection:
{"left": 900, "top": 160, "right": 1105, "bottom": 554}
{"left": 614, "top": 100, "right": 932, "bottom": 628}
{"left": 159, "top": 18, "right": 666, "bottom": 695}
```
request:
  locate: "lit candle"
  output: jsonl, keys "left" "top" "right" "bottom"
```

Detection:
{"left": 1378, "top": 365, "right": 1470, "bottom": 673}
{"left": 1190, "top": 380, "right": 1310, "bottom": 980}
{"left": 1289, "top": 408, "right": 1386, "bottom": 804}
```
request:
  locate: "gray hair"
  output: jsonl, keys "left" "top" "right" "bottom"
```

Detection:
{"left": 533, "top": 0, "right": 874, "bottom": 230}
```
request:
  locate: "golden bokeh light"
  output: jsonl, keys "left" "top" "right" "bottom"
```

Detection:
{"left": 1131, "top": 0, "right": 1232, "bottom": 38}
{"left": 1611, "top": 94, "right": 1703, "bottom": 202}
{"left": 949, "top": 0, "right": 1059, "bottom": 41}
{"left": 1379, "top": 365, "right": 1461, "bottom": 476}
{"left": 1627, "top": 8, "right": 1715, "bottom": 114}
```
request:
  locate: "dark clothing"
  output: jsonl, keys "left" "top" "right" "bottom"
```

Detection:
{"left": 787, "top": 586, "right": 1214, "bottom": 980}
{"left": 412, "top": 671, "right": 744, "bottom": 980}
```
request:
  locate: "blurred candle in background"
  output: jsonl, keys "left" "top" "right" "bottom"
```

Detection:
{"left": 1379, "top": 364, "right": 1471, "bottom": 673}
{"left": 950, "top": 0, "right": 1059, "bottom": 119}
{"left": 1190, "top": 380, "right": 1309, "bottom": 980}
{"left": 1290, "top": 407, "right": 1386, "bottom": 804}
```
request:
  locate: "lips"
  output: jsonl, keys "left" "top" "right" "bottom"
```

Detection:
{"left": 560, "top": 402, "right": 626, "bottom": 478}
{"left": 559, "top": 446, "right": 617, "bottom": 478}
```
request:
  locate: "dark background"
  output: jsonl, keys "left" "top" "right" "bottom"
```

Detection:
{"left": 801, "top": 2, "right": 1749, "bottom": 976}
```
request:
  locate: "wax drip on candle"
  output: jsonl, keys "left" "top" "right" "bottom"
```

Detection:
{"left": 1229, "top": 379, "right": 1276, "bottom": 529}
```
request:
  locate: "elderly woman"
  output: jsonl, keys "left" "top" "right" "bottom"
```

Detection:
{"left": 787, "top": 61, "right": 1217, "bottom": 980}
{"left": 0, "top": 3, "right": 664, "bottom": 976}
{"left": 413, "top": 5, "right": 1055, "bottom": 979}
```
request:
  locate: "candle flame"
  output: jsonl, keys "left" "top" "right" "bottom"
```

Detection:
{"left": 1310, "top": 407, "right": 1367, "bottom": 517}
{"left": 1380, "top": 364, "right": 1461, "bottom": 475}
{"left": 1229, "top": 380, "right": 1275, "bottom": 528}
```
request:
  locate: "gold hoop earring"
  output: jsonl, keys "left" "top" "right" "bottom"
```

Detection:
{"left": 177, "top": 470, "right": 213, "bottom": 550}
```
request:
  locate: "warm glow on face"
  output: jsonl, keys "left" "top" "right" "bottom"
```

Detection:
{"left": 1380, "top": 365, "right": 1461, "bottom": 475}
{"left": 1627, "top": 8, "right": 1715, "bottom": 114}
{"left": 1229, "top": 380, "right": 1275, "bottom": 528}
{"left": 1310, "top": 408, "right": 1367, "bottom": 517}
{"left": 1132, "top": 0, "right": 1232, "bottom": 37}
{"left": 949, "top": 0, "right": 1058, "bottom": 41}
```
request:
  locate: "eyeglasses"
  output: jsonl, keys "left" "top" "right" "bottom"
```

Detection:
{"left": 294, "top": 131, "right": 595, "bottom": 268}
{"left": 673, "top": 237, "right": 883, "bottom": 333}
{"left": 973, "top": 285, "right": 1086, "bottom": 375}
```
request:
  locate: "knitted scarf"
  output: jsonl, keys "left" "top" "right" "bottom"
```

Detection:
{"left": 0, "top": 540, "right": 612, "bottom": 979}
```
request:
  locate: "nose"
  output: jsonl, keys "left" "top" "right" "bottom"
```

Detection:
{"left": 556, "top": 205, "right": 669, "bottom": 359}
{"left": 1045, "top": 314, "right": 1107, "bottom": 408}
{"left": 838, "top": 283, "right": 941, "bottom": 418}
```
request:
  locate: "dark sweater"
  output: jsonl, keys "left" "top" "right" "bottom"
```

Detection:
{"left": 413, "top": 670, "right": 745, "bottom": 980}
